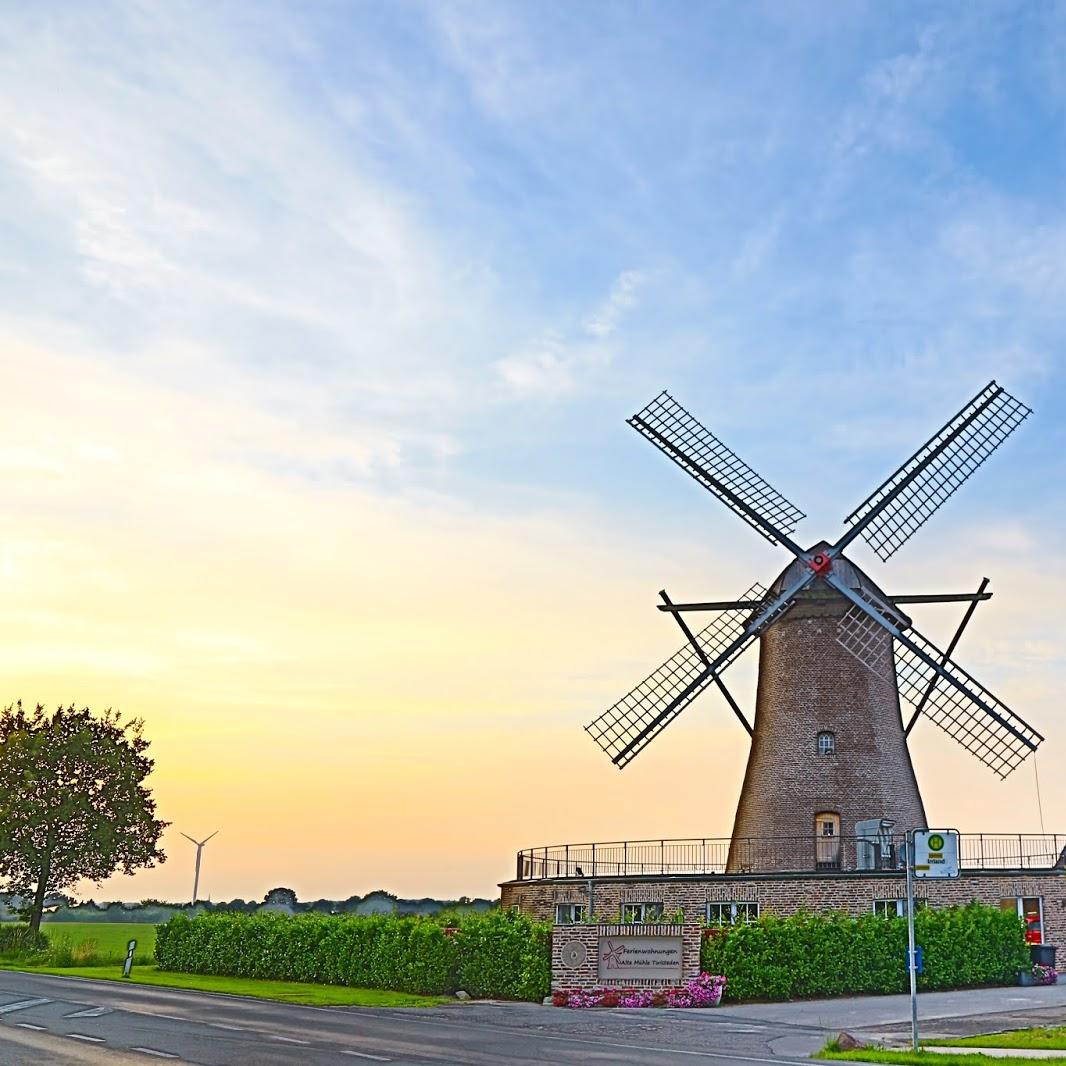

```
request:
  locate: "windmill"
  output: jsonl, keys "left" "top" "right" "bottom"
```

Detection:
{"left": 585, "top": 381, "right": 1043, "bottom": 871}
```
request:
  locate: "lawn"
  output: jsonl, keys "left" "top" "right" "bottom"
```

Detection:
{"left": 0, "top": 963, "right": 450, "bottom": 1007}
{"left": 40, "top": 921, "right": 158, "bottom": 963}
{"left": 819, "top": 1048, "right": 1066, "bottom": 1066}
{"left": 928, "top": 1029, "right": 1066, "bottom": 1052}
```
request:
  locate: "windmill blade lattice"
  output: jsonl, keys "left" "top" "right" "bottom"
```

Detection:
{"left": 836, "top": 598, "right": 1043, "bottom": 779}
{"left": 843, "top": 381, "right": 1031, "bottom": 561}
{"left": 894, "top": 628, "right": 1043, "bottom": 779}
{"left": 586, "top": 584, "right": 769, "bottom": 768}
{"left": 628, "top": 392, "right": 806, "bottom": 548}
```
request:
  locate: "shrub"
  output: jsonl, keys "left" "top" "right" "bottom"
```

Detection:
{"left": 700, "top": 903, "right": 1028, "bottom": 1001}
{"left": 155, "top": 910, "right": 552, "bottom": 1000}
{"left": 0, "top": 925, "right": 48, "bottom": 955}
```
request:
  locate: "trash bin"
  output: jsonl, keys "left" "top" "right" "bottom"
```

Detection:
{"left": 1031, "top": 943, "right": 1057, "bottom": 968}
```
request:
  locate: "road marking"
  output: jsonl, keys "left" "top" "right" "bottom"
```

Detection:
{"left": 132, "top": 1049, "right": 178, "bottom": 1059}
{"left": 66, "top": 1006, "right": 113, "bottom": 1018}
{"left": 210, "top": 1023, "right": 248, "bottom": 1031}
{"left": 340, "top": 1052, "right": 393, "bottom": 1062}
{"left": 15, "top": 1023, "right": 46, "bottom": 1031}
{"left": 0, "top": 998, "right": 51, "bottom": 1014}
{"left": 68, "top": 1033, "right": 105, "bottom": 1042}
{"left": 272, "top": 1035, "right": 311, "bottom": 1044}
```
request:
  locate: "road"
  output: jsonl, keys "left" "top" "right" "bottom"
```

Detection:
{"left": 1, "top": 970, "right": 1065, "bottom": 1065}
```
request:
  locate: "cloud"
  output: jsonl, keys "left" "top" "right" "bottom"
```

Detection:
{"left": 494, "top": 269, "right": 643, "bottom": 396}
{"left": 584, "top": 270, "right": 645, "bottom": 337}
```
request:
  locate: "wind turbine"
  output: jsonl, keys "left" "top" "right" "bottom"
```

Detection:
{"left": 181, "top": 830, "right": 219, "bottom": 905}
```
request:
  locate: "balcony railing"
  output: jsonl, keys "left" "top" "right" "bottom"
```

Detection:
{"left": 513, "top": 834, "right": 1066, "bottom": 881}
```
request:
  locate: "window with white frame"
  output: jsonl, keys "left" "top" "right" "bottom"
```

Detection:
{"left": 817, "top": 731, "right": 836, "bottom": 755}
{"left": 706, "top": 901, "right": 759, "bottom": 925}
{"left": 874, "top": 899, "right": 904, "bottom": 918}
{"left": 555, "top": 903, "right": 586, "bottom": 925}
{"left": 1001, "top": 896, "right": 1044, "bottom": 944}
{"left": 874, "top": 898, "right": 925, "bottom": 917}
{"left": 622, "top": 901, "right": 664, "bottom": 924}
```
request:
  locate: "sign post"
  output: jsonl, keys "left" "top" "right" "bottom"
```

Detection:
{"left": 122, "top": 939, "right": 137, "bottom": 979}
{"left": 905, "top": 829, "right": 960, "bottom": 1052}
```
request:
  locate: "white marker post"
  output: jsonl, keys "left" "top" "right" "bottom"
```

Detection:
{"left": 906, "top": 829, "right": 960, "bottom": 1052}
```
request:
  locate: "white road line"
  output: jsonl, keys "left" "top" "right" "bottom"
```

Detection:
{"left": 68, "top": 1033, "right": 105, "bottom": 1043}
{"left": 340, "top": 1052, "right": 392, "bottom": 1062}
{"left": 0, "top": 998, "right": 51, "bottom": 1014}
{"left": 271, "top": 1035, "right": 311, "bottom": 1044}
{"left": 131, "top": 1049, "right": 178, "bottom": 1059}
{"left": 66, "top": 1006, "right": 113, "bottom": 1018}
{"left": 210, "top": 1023, "right": 248, "bottom": 1031}
{"left": 15, "top": 1023, "right": 46, "bottom": 1031}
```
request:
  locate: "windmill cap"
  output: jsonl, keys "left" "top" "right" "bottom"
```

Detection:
{"left": 768, "top": 542, "right": 911, "bottom": 627}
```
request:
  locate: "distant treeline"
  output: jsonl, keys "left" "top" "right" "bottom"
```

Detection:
{"left": 0, "top": 888, "right": 497, "bottom": 924}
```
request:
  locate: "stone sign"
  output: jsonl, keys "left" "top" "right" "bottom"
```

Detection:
{"left": 597, "top": 935, "right": 683, "bottom": 981}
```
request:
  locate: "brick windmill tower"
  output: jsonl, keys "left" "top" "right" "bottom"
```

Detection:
{"left": 586, "top": 382, "right": 1043, "bottom": 871}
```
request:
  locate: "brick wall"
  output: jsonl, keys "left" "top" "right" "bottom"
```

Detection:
{"left": 503, "top": 869, "right": 1066, "bottom": 957}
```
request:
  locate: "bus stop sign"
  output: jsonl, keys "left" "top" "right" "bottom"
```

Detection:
{"left": 912, "top": 829, "right": 960, "bottom": 879}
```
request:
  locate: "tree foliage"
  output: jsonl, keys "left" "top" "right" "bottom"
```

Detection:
{"left": 0, "top": 702, "right": 167, "bottom": 932}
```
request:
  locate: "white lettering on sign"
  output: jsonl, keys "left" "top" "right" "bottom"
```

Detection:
{"left": 597, "top": 936, "right": 683, "bottom": 981}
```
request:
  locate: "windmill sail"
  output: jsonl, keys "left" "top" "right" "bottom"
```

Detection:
{"left": 835, "top": 597, "right": 1042, "bottom": 779}
{"left": 893, "top": 628, "right": 1043, "bottom": 778}
{"left": 628, "top": 392, "right": 806, "bottom": 549}
{"left": 586, "top": 584, "right": 769, "bottom": 768}
{"left": 843, "top": 381, "right": 1031, "bottom": 561}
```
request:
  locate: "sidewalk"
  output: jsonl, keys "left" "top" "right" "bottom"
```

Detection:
{"left": 707, "top": 984, "right": 1066, "bottom": 1033}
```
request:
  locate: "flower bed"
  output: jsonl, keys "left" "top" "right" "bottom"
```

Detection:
{"left": 1032, "top": 964, "right": 1058, "bottom": 986}
{"left": 551, "top": 972, "right": 725, "bottom": 1008}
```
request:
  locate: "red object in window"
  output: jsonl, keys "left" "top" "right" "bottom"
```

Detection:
{"left": 1025, "top": 928, "right": 1042, "bottom": 944}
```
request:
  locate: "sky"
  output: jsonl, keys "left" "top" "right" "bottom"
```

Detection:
{"left": 0, "top": 1, "right": 1064, "bottom": 904}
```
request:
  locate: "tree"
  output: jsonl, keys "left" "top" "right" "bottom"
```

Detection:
{"left": 0, "top": 702, "right": 167, "bottom": 934}
{"left": 262, "top": 886, "right": 298, "bottom": 907}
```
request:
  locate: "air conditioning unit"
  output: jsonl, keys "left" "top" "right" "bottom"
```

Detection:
{"left": 855, "top": 818, "right": 896, "bottom": 871}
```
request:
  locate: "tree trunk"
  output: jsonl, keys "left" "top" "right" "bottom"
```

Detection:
{"left": 28, "top": 838, "right": 53, "bottom": 935}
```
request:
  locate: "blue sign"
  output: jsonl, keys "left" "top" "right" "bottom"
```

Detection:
{"left": 908, "top": 946, "right": 924, "bottom": 974}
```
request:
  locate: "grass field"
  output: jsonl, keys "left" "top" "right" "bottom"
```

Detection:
{"left": 819, "top": 1047, "right": 1066, "bottom": 1066}
{"left": 40, "top": 922, "right": 157, "bottom": 964}
{"left": 928, "top": 1028, "right": 1066, "bottom": 1051}
{"left": 0, "top": 963, "right": 450, "bottom": 1007}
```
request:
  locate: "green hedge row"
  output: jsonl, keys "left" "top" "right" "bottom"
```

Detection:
{"left": 154, "top": 911, "right": 551, "bottom": 1001}
{"left": 700, "top": 903, "right": 1028, "bottom": 1001}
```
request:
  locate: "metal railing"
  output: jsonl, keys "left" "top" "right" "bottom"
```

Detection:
{"left": 514, "top": 834, "right": 1066, "bottom": 881}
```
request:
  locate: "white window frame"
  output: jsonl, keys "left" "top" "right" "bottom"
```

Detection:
{"left": 1002, "top": 896, "right": 1044, "bottom": 944}
{"left": 622, "top": 901, "right": 664, "bottom": 924}
{"left": 874, "top": 899, "right": 905, "bottom": 918}
{"left": 706, "top": 901, "right": 759, "bottom": 925}
{"left": 817, "top": 731, "right": 836, "bottom": 755}
{"left": 554, "top": 902, "right": 586, "bottom": 925}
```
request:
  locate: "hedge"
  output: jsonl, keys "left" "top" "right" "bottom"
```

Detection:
{"left": 700, "top": 903, "right": 1028, "bottom": 1001}
{"left": 155, "top": 910, "right": 551, "bottom": 1001}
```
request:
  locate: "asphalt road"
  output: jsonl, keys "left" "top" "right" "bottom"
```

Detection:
{"left": 1, "top": 970, "right": 1065, "bottom": 1065}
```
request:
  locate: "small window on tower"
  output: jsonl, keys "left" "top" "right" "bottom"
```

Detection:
{"left": 817, "top": 731, "right": 836, "bottom": 755}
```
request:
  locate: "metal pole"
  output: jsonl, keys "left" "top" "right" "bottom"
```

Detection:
{"left": 906, "top": 830, "right": 919, "bottom": 1052}
{"left": 192, "top": 846, "right": 202, "bottom": 904}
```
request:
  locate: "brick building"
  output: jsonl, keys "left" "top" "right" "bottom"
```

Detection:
{"left": 500, "top": 834, "right": 1066, "bottom": 958}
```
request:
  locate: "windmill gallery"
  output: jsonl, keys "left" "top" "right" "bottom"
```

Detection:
{"left": 499, "top": 381, "right": 1064, "bottom": 987}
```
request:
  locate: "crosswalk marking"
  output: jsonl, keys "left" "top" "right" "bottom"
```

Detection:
{"left": 0, "top": 998, "right": 51, "bottom": 1014}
